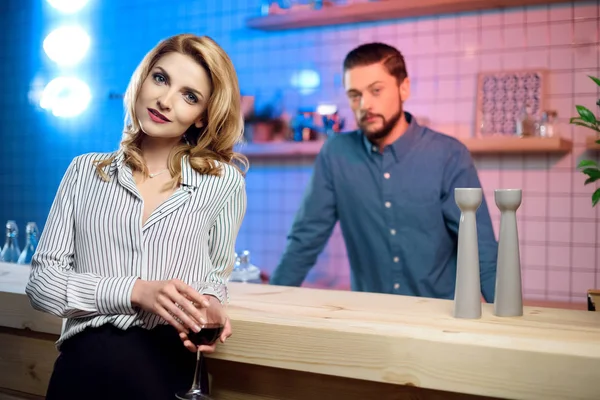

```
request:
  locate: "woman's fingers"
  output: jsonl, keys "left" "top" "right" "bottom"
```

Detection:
{"left": 179, "top": 332, "right": 214, "bottom": 353}
{"left": 174, "top": 293, "right": 208, "bottom": 327}
{"left": 198, "top": 344, "right": 217, "bottom": 354}
{"left": 159, "top": 295, "right": 202, "bottom": 332}
{"left": 167, "top": 281, "right": 210, "bottom": 327}
{"left": 177, "top": 282, "right": 210, "bottom": 308}
{"left": 179, "top": 332, "right": 198, "bottom": 352}
{"left": 220, "top": 318, "right": 232, "bottom": 343}
{"left": 156, "top": 304, "right": 188, "bottom": 334}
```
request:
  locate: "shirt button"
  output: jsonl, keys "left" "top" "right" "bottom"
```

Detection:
{"left": 384, "top": 172, "right": 390, "bottom": 179}
{"left": 385, "top": 201, "right": 391, "bottom": 208}
{"left": 394, "top": 283, "right": 400, "bottom": 289}
{"left": 390, "top": 229, "right": 396, "bottom": 235}
{"left": 372, "top": 145, "right": 378, "bottom": 152}
{"left": 393, "top": 257, "right": 399, "bottom": 263}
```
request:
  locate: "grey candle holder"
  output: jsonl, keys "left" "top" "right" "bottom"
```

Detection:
{"left": 454, "top": 188, "right": 483, "bottom": 319}
{"left": 493, "top": 189, "right": 523, "bottom": 317}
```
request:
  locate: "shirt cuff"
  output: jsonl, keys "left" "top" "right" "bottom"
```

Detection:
{"left": 199, "top": 284, "right": 229, "bottom": 305}
{"left": 96, "top": 276, "right": 139, "bottom": 315}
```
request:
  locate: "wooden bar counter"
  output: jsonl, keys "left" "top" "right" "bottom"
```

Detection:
{"left": 1, "top": 262, "right": 599, "bottom": 400}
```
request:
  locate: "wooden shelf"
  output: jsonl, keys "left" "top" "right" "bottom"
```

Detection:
{"left": 237, "top": 136, "right": 572, "bottom": 158}
{"left": 247, "top": 0, "right": 574, "bottom": 31}
{"left": 236, "top": 140, "right": 325, "bottom": 158}
{"left": 586, "top": 135, "right": 600, "bottom": 150}
{"left": 462, "top": 136, "right": 573, "bottom": 154}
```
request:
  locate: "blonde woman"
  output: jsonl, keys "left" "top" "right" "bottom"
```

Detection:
{"left": 25, "top": 34, "right": 247, "bottom": 399}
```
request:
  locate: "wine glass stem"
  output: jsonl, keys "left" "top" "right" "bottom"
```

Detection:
{"left": 190, "top": 348, "right": 203, "bottom": 391}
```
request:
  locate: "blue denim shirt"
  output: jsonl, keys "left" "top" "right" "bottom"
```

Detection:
{"left": 270, "top": 112, "right": 498, "bottom": 302}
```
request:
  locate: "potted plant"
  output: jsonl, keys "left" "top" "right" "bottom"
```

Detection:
{"left": 570, "top": 75, "right": 600, "bottom": 207}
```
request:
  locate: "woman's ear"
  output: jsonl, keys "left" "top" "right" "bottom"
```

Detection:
{"left": 194, "top": 119, "right": 204, "bottom": 129}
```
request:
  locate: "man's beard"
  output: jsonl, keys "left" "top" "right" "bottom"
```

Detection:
{"left": 359, "top": 106, "right": 403, "bottom": 142}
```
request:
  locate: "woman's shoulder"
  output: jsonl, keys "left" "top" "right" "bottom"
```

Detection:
{"left": 70, "top": 151, "right": 118, "bottom": 164}
{"left": 216, "top": 161, "right": 245, "bottom": 185}
{"left": 67, "top": 151, "right": 119, "bottom": 176}
{"left": 185, "top": 157, "right": 245, "bottom": 188}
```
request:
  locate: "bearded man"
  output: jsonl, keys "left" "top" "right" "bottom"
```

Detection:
{"left": 271, "top": 42, "right": 498, "bottom": 302}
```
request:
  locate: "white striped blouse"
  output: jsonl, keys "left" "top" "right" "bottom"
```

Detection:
{"left": 25, "top": 150, "right": 247, "bottom": 347}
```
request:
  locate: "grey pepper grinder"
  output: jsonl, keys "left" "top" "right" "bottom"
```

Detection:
{"left": 493, "top": 189, "right": 523, "bottom": 317}
{"left": 454, "top": 188, "right": 483, "bottom": 319}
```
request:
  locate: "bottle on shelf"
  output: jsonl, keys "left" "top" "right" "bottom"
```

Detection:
{"left": 18, "top": 222, "right": 39, "bottom": 265}
{"left": 538, "top": 110, "right": 558, "bottom": 138}
{"left": 1, "top": 220, "right": 21, "bottom": 263}
{"left": 229, "top": 250, "right": 262, "bottom": 283}
{"left": 515, "top": 105, "right": 535, "bottom": 137}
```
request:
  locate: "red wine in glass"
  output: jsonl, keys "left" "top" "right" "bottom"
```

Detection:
{"left": 187, "top": 324, "right": 224, "bottom": 346}
{"left": 176, "top": 282, "right": 228, "bottom": 400}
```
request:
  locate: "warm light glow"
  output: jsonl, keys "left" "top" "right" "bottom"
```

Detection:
{"left": 40, "top": 77, "right": 91, "bottom": 117}
{"left": 46, "top": 0, "right": 89, "bottom": 13}
{"left": 43, "top": 26, "right": 90, "bottom": 66}
{"left": 317, "top": 104, "right": 337, "bottom": 116}
{"left": 291, "top": 69, "right": 320, "bottom": 95}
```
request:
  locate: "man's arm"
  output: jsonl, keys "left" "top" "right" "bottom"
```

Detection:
{"left": 441, "top": 145, "right": 498, "bottom": 303}
{"left": 270, "top": 142, "right": 339, "bottom": 286}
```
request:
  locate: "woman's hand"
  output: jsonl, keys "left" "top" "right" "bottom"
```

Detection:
{"left": 179, "top": 296, "right": 232, "bottom": 353}
{"left": 131, "top": 279, "right": 210, "bottom": 334}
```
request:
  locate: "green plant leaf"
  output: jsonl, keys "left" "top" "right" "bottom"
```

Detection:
{"left": 570, "top": 119, "right": 593, "bottom": 127}
{"left": 582, "top": 168, "right": 600, "bottom": 184}
{"left": 582, "top": 167, "right": 600, "bottom": 176}
{"left": 576, "top": 105, "right": 597, "bottom": 124}
{"left": 593, "top": 188, "right": 600, "bottom": 207}
{"left": 589, "top": 76, "right": 600, "bottom": 87}
{"left": 569, "top": 116, "right": 600, "bottom": 129}
{"left": 578, "top": 159, "right": 599, "bottom": 169}
{"left": 570, "top": 120, "right": 600, "bottom": 132}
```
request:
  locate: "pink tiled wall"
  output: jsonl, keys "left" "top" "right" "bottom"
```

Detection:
{"left": 235, "top": 1, "right": 600, "bottom": 304}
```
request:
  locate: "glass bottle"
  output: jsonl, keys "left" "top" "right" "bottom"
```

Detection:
{"left": 515, "top": 106, "right": 535, "bottom": 137}
{"left": 1, "top": 220, "right": 21, "bottom": 263}
{"left": 18, "top": 222, "right": 39, "bottom": 265}
{"left": 238, "top": 250, "right": 261, "bottom": 283}
{"left": 538, "top": 110, "right": 558, "bottom": 138}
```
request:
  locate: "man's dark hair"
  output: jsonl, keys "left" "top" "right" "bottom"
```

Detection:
{"left": 343, "top": 42, "right": 408, "bottom": 83}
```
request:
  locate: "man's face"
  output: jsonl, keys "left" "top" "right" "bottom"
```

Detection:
{"left": 344, "top": 62, "right": 409, "bottom": 141}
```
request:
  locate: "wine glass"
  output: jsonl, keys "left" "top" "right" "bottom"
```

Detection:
{"left": 176, "top": 282, "right": 228, "bottom": 400}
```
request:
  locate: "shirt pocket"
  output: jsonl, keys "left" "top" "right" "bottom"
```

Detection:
{"left": 395, "top": 186, "right": 442, "bottom": 232}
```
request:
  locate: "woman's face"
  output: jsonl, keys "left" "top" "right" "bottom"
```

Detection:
{"left": 135, "top": 52, "right": 212, "bottom": 140}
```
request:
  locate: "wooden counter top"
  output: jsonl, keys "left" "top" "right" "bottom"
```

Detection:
{"left": 1, "top": 262, "right": 600, "bottom": 400}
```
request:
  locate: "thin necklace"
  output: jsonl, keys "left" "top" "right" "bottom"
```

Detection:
{"left": 148, "top": 169, "right": 168, "bottom": 178}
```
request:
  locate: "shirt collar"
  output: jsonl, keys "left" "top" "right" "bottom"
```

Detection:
{"left": 179, "top": 155, "right": 203, "bottom": 187}
{"left": 108, "top": 149, "right": 203, "bottom": 188}
{"left": 362, "top": 111, "right": 422, "bottom": 161}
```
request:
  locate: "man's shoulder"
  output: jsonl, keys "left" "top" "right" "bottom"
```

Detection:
{"left": 320, "top": 130, "right": 363, "bottom": 154}
{"left": 420, "top": 126, "right": 470, "bottom": 157}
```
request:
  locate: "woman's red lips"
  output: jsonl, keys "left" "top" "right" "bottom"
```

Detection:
{"left": 147, "top": 108, "right": 171, "bottom": 123}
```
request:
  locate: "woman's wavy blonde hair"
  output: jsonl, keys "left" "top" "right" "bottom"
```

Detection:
{"left": 95, "top": 34, "right": 248, "bottom": 185}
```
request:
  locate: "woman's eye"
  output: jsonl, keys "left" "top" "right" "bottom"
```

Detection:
{"left": 185, "top": 93, "right": 198, "bottom": 103}
{"left": 153, "top": 73, "right": 166, "bottom": 83}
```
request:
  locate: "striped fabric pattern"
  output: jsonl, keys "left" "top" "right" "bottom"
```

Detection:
{"left": 25, "top": 150, "right": 246, "bottom": 346}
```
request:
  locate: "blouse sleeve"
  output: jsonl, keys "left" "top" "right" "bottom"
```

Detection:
{"left": 25, "top": 157, "right": 139, "bottom": 319}
{"left": 202, "top": 179, "right": 247, "bottom": 304}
